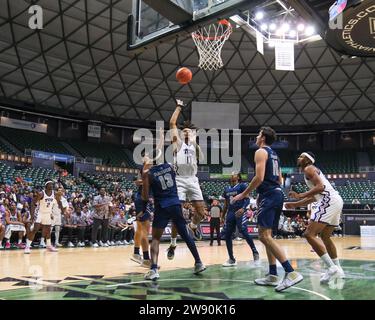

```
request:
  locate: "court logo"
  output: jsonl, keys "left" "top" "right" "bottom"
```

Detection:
{"left": 28, "top": 5, "right": 43, "bottom": 30}
{"left": 28, "top": 265, "right": 43, "bottom": 290}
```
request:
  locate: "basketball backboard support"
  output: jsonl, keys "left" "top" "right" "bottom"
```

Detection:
{"left": 127, "top": 0, "right": 264, "bottom": 52}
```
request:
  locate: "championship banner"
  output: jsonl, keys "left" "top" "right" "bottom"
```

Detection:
{"left": 88, "top": 124, "right": 101, "bottom": 138}
{"left": 275, "top": 41, "right": 295, "bottom": 71}
{"left": 0, "top": 116, "right": 47, "bottom": 133}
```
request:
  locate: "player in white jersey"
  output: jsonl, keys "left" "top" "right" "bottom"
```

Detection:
{"left": 167, "top": 99, "right": 206, "bottom": 259}
{"left": 24, "top": 181, "right": 60, "bottom": 254}
{"left": 40, "top": 187, "right": 68, "bottom": 248}
{"left": 285, "top": 152, "right": 345, "bottom": 284}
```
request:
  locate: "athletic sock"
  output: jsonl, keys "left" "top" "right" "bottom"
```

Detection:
{"left": 46, "top": 239, "right": 51, "bottom": 247}
{"left": 151, "top": 263, "right": 158, "bottom": 271}
{"left": 134, "top": 247, "right": 140, "bottom": 255}
{"left": 269, "top": 264, "right": 277, "bottom": 276}
{"left": 143, "top": 251, "right": 150, "bottom": 260}
{"left": 332, "top": 258, "right": 341, "bottom": 268}
{"left": 320, "top": 253, "right": 335, "bottom": 268}
{"left": 170, "top": 238, "right": 177, "bottom": 246}
{"left": 18, "top": 239, "right": 22, "bottom": 244}
{"left": 281, "top": 260, "right": 294, "bottom": 273}
{"left": 26, "top": 239, "right": 32, "bottom": 247}
{"left": 6, "top": 240, "right": 10, "bottom": 244}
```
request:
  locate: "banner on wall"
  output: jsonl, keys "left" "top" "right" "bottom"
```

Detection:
{"left": 32, "top": 150, "right": 75, "bottom": 163}
{"left": 0, "top": 117, "right": 47, "bottom": 133}
{"left": 88, "top": 124, "right": 101, "bottom": 138}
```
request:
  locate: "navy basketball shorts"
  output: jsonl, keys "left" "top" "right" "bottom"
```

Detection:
{"left": 153, "top": 204, "right": 186, "bottom": 230}
{"left": 257, "top": 188, "right": 283, "bottom": 229}
{"left": 135, "top": 199, "right": 151, "bottom": 222}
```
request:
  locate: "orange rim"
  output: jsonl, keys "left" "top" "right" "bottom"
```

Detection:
{"left": 192, "top": 19, "right": 232, "bottom": 41}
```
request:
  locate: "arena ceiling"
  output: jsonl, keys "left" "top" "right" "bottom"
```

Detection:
{"left": 0, "top": 0, "right": 375, "bottom": 128}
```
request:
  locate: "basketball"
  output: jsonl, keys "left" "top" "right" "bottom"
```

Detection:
{"left": 176, "top": 67, "right": 192, "bottom": 84}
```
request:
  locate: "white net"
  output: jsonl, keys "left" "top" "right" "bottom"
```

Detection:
{"left": 192, "top": 20, "right": 232, "bottom": 71}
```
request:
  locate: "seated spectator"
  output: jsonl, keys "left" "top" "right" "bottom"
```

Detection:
{"left": 74, "top": 207, "right": 87, "bottom": 247}
{"left": 280, "top": 217, "right": 296, "bottom": 239}
{"left": 62, "top": 207, "right": 77, "bottom": 248}
{"left": 108, "top": 209, "right": 124, "bottom": 245}
{"left": 21, "top": 202, "right": 32, "bottom": 236}
{"left": 4, "top": 202, "right": 26, "bottom": 249}
{"left": 0, "top": 205, "right": 5, "bottom": 249}
{"left": 292, "top": 218, "right": 306, "bottom": 237}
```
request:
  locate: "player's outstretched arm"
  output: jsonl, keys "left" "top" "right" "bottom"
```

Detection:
{"left": 141, "top": 163, "right": 152, "bottom": 201}
{"left": 169, "top": 100, "right": 184, "bottom": 149}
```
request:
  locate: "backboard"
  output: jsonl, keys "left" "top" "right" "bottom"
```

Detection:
{"left": 127, "top": 0, "right": 263, "bottom": 52}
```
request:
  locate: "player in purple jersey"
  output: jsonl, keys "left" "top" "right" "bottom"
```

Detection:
{"left": 232, "top": 127, "right": 303, "bottom": 292}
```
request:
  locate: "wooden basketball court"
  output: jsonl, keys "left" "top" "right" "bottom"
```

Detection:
{"left": 0, "top": 236, "right": 374, "bottom": 300}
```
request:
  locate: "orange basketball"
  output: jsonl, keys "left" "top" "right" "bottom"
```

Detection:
{"left": 176, "top": 67, "right": 192, "bottom": 85}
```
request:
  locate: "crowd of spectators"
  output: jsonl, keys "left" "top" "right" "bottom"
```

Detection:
{"left": 1, "top": 172, "right": 347, "bottom": 250}
{"left": 0, "top": 177, "right": 138, "bottom": 249}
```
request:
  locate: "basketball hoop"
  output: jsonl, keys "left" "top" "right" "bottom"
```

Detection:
{"left": 192, "top": 19, "right": 232, "bottom": 71}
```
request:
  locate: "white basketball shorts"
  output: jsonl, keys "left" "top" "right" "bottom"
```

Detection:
{"left": 175, "top": 176, "right": 203, "bottom": 202}
{"left": 35, "top": 211, "right": 53, "bottom": 226}
{"left": 310, "top": 194, "right": 343, "bottom": 227}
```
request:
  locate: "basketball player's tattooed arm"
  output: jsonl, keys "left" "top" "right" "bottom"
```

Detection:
{"left": 169, "top": 100, "right": 184, "bottom": 152}
{"left": 289, "top": 166, "right": 324, "bottom": 200}
{"left": 232, "top": 149, "right": 267, "bottom": 203}
{"left": 141, "top": 162, "right": 152, "bottom": 202}
{"left": 191, "top": 140, "right": 204, "bottom": 162}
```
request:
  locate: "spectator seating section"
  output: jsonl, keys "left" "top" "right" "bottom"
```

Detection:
{"left": 0, "top": 126, "right": 70, "bottom": 155}
{"left": 0, "top": 162, "right": 95, "bottom": 196}
{"left": 66, "top": 140, "right": 137, "bottom": 168}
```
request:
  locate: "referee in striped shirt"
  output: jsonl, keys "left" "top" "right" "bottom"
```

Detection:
{"left": 209, "top": 199, "right": 222, "bottom": 246}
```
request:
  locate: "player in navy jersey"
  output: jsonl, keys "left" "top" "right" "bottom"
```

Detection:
{"left": 131, "top": 172, "right": 152, "bottom": 268}
{"left": 141, "top": 156, "right": 206, "bottom": 281}
{"left": 221, "top": 173, "right": 259, "bottom": 267}
{"left": 232, "top": 127, "right": 303, "bottom": 292}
